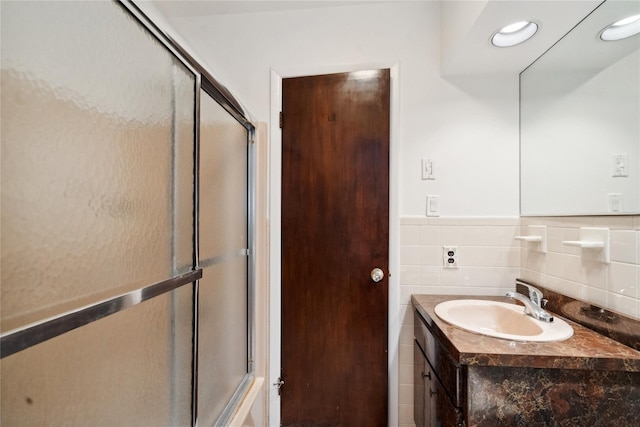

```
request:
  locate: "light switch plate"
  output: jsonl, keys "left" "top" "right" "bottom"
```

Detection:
{"left": 427, "top": 195, "right": 439, "bottom": 217}
{"left": 608, "top": 193, "right": 623, "bottom": 212}
{"left": 612, "top": 154, "right": 628, "bottom": 177}
{"left": 421, "top": 158, "right": 434, "bottom": 180}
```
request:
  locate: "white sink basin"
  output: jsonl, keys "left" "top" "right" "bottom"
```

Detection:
{"left": 434, "top": 299, "right": 574, "bottom": 342}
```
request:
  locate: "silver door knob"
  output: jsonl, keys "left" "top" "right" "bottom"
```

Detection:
{"left": 370, "top": 268, "right": 384, "bottom": 283}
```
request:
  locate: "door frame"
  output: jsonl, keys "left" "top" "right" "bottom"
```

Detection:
{"left": 268, "top": 62, "right": 401, "bottom": 427}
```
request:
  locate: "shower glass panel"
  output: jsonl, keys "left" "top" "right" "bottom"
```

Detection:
{"left": 0, "top": 0, "right": 195, "bottom": 331}
{"left": 1, "top": 0, "right": 196, "bottom": 425}
{"left": 1, "top": 286, "right": 194, "bottom": 426}
{"left": 198, "top": 89, "right": 250, "bottom": 425}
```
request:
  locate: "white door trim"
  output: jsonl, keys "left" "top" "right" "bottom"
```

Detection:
{"left": 269, "top": 62, "right": 401, "bottom": 427}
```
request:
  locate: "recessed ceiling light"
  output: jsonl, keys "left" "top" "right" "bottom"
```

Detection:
{"left": 600, "top": 14, "right": 640, "bottom": 41}
{"left": 491, "top": 21, "right": 538, "bottom": 47}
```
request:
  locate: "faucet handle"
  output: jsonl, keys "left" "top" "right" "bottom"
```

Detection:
{"left": 518, "top": 282, "right": 543, "bottom": 306}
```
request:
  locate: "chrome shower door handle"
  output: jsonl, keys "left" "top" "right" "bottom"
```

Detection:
{"left": 370, "top": 268, "right": 384, "bottom": 283}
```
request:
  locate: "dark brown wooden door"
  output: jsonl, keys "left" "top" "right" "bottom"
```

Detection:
{"left": 281, "top": 69, "right": 390, "bottom": 427}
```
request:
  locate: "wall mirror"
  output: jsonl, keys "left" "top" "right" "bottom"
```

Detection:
{"left": 520, "top": 0, "right": 639, "bottom": 216}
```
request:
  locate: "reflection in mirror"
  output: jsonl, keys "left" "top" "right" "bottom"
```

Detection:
{"left": 521, "top": 0, "right": 639, "bottom": 216}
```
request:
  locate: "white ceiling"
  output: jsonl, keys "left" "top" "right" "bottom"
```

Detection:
{"left": 525, "top": 0, "right": 640, "bottom": 72}
{"left": 151, "top": 0, "right": 387, "bottom": 17}
{"left": 440, "top": 0, "right": 604, "bottom": 75}
{"left": 149, "top": 0, "right": 608, "bottom": 75}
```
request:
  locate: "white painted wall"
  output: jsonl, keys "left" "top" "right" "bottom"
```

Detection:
{"left": 145, "top": 1, "right": 521, "bottom": 217}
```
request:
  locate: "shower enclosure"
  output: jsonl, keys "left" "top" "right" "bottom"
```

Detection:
{"left": 0, "top": 1, "right": 255, "bottom": 425}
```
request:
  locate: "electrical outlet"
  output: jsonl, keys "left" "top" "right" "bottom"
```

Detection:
{"left": 443, "top": 246, "right": 458, "bottom": 268}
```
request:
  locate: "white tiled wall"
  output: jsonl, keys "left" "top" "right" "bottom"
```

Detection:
{"left": 398, "top": 215, "right": 640, "bottom": 427}
{"left": 398, "top": 216, "right": 521, "bottom": 427}
{"left": 520, "top": 216, "right": 640, "bottom": 320}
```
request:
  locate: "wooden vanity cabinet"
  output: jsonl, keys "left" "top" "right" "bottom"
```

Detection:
{"left": 413, "top": 299, "right": 640, "bottom": 426}
{"left": 414, "top": 311, "right": 464, "bottom": 427}
{"left": 413, "top": 295, "right": 640, "bottom": 426}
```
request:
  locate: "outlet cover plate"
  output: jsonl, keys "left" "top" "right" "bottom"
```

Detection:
{"left": 443, "top": 246, "right": 458, "bottom": 268}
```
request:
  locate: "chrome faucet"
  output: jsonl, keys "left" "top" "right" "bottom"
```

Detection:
{"left": 506, "top": 283, "right": 554, "bottom": 323}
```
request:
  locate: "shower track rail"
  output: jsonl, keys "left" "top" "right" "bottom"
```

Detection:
{"left": 0, "top": 268, "right": 203, "bottom": 359}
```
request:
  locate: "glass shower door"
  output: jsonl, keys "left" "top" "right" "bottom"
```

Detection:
{"left": 1, "top": 1, "right": 196, "bottom": 425}
{"left": 197, "top": 88, "right": 252, "bottom": 426}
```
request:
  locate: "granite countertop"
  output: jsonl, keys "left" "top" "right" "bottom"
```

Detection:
{"left": 412, "top": 294, "right": 640, "bottom": 372}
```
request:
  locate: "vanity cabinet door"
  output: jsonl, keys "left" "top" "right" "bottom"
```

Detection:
{"left": 415, "top": 340, "right": 441, "bottom": 427}
{"left": 415, "top": 340, "right": 463, "bottom": 427}
{"left": 415, "top": 309, "right": 466, "bottom": 427}
{"left": 414, "top": 311, "right": 462, "bottom": 406}
{"left": 414, "top": 341, "right": 428, "bottom": 427}
{"left": 432, "top": 373, "right": 463, "bottom": 427}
